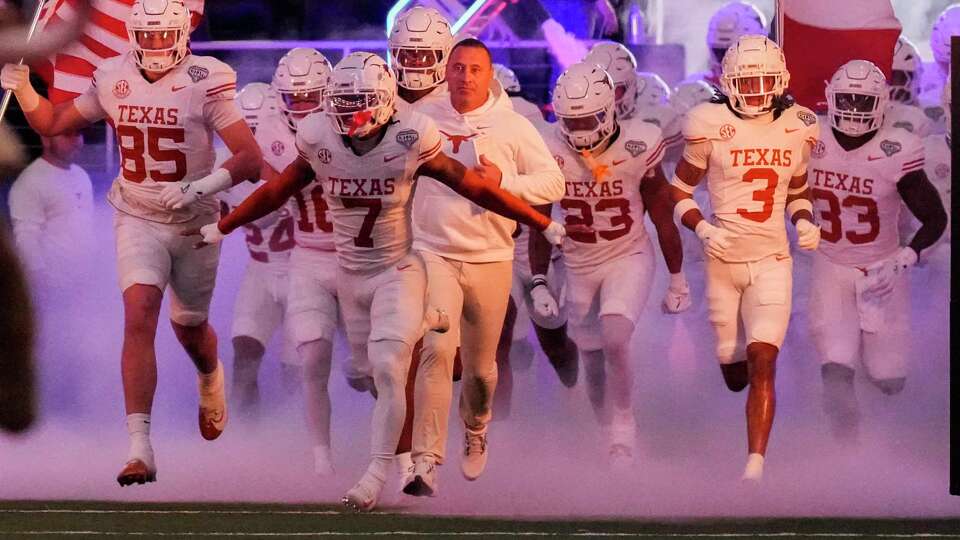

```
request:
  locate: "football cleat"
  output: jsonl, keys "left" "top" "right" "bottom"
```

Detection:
{"left": 341, "top": 475, "right": 384, "bottom": 512}
{"left": 402, "top": 457, "right": 439, "bottom": 497}
{"left": 198, "top": 360, "right": 227, "bottom": 441}
{"left": 395, "top": 452, "right": 415, "bottom": 494}
{"left": 461, "top": 430, "right": 488, "bottom": 481}
{"left": 116, "top": 459, "right": 156, "bottom": 486}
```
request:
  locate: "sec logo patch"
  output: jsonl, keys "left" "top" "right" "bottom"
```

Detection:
{"left": 113, "top": 80, "right": 131, "bottom": 99}
{"left": 271, "top": 141, "right": 285, "bottom": 157}
{"left": 317, "top": 148, "right": 332, "bottom": 164}
{"left": 719, "top": 124, "right": 736, "bottom": 140}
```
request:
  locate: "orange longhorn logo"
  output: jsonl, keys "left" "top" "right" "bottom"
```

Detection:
{"left": 439, "top": 130, "right": 479, "bottom": 154}
{"left": 580, "top": 150, "right": 611, "bottom": 183}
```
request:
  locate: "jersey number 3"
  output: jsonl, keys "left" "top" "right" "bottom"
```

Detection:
{"left": 737, "top": 167, "right": 779, "bottom": 223}
{"left": 117, "top": 125, "right": 187, "bottom": 183}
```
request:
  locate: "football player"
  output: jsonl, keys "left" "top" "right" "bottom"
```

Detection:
{"left": 809, "top": 60, "right": 946, "bottom": 440}
{"left": 920, "top": 3, "right": 958, "bottom": 121}
{"left": 884, "top": 37, "right": 933, "bottom": 137}
{"left": 685, "top": 1, "right": 767, "bottom": 87}
{"left": 197, "top": 52, "right": 568, "bottom": 512}
{"left": 1, "top": 0, "right": 262, "bottom": 486}
{"left": 534, "top": 61, "right": 685, "bottom": 465}
{"left": 217, "top": 82, "right": 299, "bottom": 419}
{"left": 669, "top": 35, "right": 821, "bottom": 482}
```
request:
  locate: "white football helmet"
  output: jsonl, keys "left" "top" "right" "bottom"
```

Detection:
{"left": 670, "top": 80, "right": 716, "bottom": 116}
{"left": 326, "top": 52, "right": 397, "bottom": 138}
{"left": 493, "top": 63, "right": 521, "bottom": 94}
{"left": 635, "top": 72, "right": 670, "bottom": 109}
{"left": 552, "top": 62, "right": 617, "bottom": 152}
{"left": 128, "top": 0, "right": 190, "bottom": 72}
{"left": 944, "top": 72, "right": 952, "bottom": 140}
{"left": 235, "top": 82, "right": 276, "bottom": 132}
{"left": 707, "top": 2, "right": 767, "bottom": 71}
{"left": 273, "top": 48, "right": 332, "bottom": 131}
{"left": 826, "top": 59, "right": 887, "bottom": 137}
{"left": 720, "top": 34, "right": 789, "bottom": 117}
{"left": 585, "top": 41, "right": 639, "bottom": 119}
{"left": 889, "top": 36, "right": 922, "bottom": 105}
{"left": 388, "top": 7, "right": 453, "bottom": 90}
{"left": 931, "top": 4, "right": 960, "bottom": 68}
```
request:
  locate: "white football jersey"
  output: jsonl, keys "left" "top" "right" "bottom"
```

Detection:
{"left": 295, "top": 109, "right": 442, "bottom": 272}
{"left": 219, "top": 180, "right": 295, "bottom": 267}
{"left": 544, "top": 118, "right": 665, "bottom": 270}
{"left": 883, "top": 102, "right": 934, "bottom": 138}
{"left": 254, "top": 111, "right": 334, "bottom": 251}
{"left": 633, "top": 104, "right": 682, "bottom": 150}
{"left": 75, "top": 52, "right": 238, "bottom": 224}
{"left": 682, "top": 102, "right": 819, "bottom": 262}
{"left": 809, "top": 125, "right": 924, "bottom": 266}
{"left": 924, "top": 133, "right": 951, "bottom": 242}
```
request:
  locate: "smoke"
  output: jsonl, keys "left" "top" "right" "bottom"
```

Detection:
{"left": 0, "top": 196, "right": 953, "bottom": 518}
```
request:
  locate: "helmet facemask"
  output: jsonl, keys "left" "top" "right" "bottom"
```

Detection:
{"left": 326, "top": 88, "right": 393, "bottom": 138}
{"left": 278, "top": 89, "right": 324, "bottom": 131}
{"left": 828, "top": 91, "right": 884, "bottom": 136}
{"left": 722, "top": 72, "right": 785, "bottom": 117}
{"left": 389, "top": 47, "right": 447, "bottom": 90}
{"left": 557, "top": 107, "right": 616, "bottom": 152}
{"left": 131, "top": 27, "right": 188, "bottom": 72}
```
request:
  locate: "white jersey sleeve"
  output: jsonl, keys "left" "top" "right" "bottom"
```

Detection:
{"left": 219, "top": 181, "right": 296, "bottom": 266}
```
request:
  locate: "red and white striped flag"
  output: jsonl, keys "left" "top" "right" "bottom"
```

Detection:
{"left": 779, "top": 0, "right": 901, "bottom": 113}
{"left": 31, "top": 0, "right": 204, "bottom": 104}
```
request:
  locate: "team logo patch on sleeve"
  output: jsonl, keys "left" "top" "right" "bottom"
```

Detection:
{"left": 936, "top": 163, "right": 950, "bottom": 179}
{"left": 271, "top": 141, "right": 285, "bottom": 156}
{"left": 396, "top": 129, "right": 419, "bottom": 149}
{"left": 797, "top": 111, "right": 817, "bottom": 126}
{"left": 188, "top": 66, "right": 209, "bottom": 83}
{"left": 879, "top": 140, "right": 902, "bottom": 157}
{"left": 317, "top": 148, "right": 332, "bottom": 164}
{"left": 113, "top": 80, "right": 131, "bottom": 99}
{"left": 719, "top": 124, "right": 736, "bottom": 140}
{"left": 625, "top": 140, "right": 647, "bottom": 157}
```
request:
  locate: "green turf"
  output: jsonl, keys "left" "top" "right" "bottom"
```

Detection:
{"left": 0, "top": 501, "right": 958, "bottom": 539}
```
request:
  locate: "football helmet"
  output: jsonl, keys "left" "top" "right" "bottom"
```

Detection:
{"left": 931, "top": 4, "right": 960, "bottom": 68}
{"left": 128, "top": 0, "right": 190, "bottom": 72}
{"left": 326, "top": 52, "right": 397, "bottom": 138}
{"left": 707, "top": 2, "right": 767, "bottom": 71}
{"left": 493, "top": 63, "right": 521, "bottom": 94}
{"left": 552, "top": 62, "right": 617, "bottom": 152}
{"left": 273, "top": 47, "right": 332, "bottom": 131}
{"left": 889, "top": 36, "right": 922, "bottom": 105}
{"left": 826, "top": 59, "right": 887, "bottom": 137}
{"left": 585, "top": 41, "right": 639, "bottom": 119}
{"left": 635, "top": 72, "right": 670, "bottom": 109}
{"left": 388, "top": 7, "right": 453, "bottom": 90}
{"left": 670, "top": 80, "right": 716, "bottom": 115}
{"left": 235, "top": 82, "right": 276, "bottom": 132}
{"left": 719, "top": 34, "right": 789, "bottom": 117}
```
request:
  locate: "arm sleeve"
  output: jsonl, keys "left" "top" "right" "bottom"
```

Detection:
{"left": 7, "top": 174, "right": 47, "bottom": 273}
{"left": 897, "top": 169, "right": 947, "bottom": 255}
{"left": 681, "top": 139, "right": 712, "bottom": 169}
{"left": 203, "top": 99, "right": 244, "bottom": 132}
{"left": 73, "top": 78, "right": 107, "bottom": 123}
{"left": 497, "top": 117, "right": 564, "bottom": 204}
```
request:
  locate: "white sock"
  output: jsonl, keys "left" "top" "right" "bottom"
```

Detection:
{"left": 742, "top": 453, "right": 764, "bottom": 481}
{"left": 198, "top": 360, "right": 223, "bottom": 394}
{"left": 395, "top": 452, "right": 413, "bottom": 474}
{"left": 313, "top": 445, "right": 334, "bottom": 475}
{"left": 126, "top": 413, "right": 154, "bottom": 467}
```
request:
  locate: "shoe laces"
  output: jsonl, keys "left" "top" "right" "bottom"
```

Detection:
{"left": 464, "top": 432, "right": 487, "bottom": 456}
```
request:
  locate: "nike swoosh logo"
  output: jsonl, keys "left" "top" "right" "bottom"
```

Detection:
{"left": 612, "top": 159, "right": 627, "bottom": 166}
{"left": 172, "top": 85, "right": 187, "bottom": 92}
{"left": 384, "top": 153, "right": 404, "bottom": 163}
{"left": 867, "top": 155, "right": 884, "bottom": 161}
{"left": 784, "top": 128, "right": 799, "bottom": 133}
{"left": 397, "top": 263, "right": 412, "bottom": 271}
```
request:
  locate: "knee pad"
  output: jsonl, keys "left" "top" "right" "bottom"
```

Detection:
{"left": 873, "top": 377, "right": 905, "bottom": 395}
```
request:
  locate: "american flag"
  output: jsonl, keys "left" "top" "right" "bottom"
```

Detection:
{"left": 32, "top": 0, "right": 204, "bottom": 104}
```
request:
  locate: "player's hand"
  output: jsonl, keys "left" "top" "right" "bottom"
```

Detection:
{"left": 183, "top": 222, "right": 226, "bottom": 248}
{"left": 473, "top": 155, "right": 503, "bottom": 186}
{"left": 1, "top": 64, "right": 30, "bottom": 92}
{"left": 795, "top": 218, "right": 821, "bottom": 251}
{"left": 542, "top": 220, "right": 567, "bottom": 246}
{"left": 160, "top": 181, "right": 201, "bottom": 210}
{"left": 694, "top": 220, "right": 736, "bottom": 260}
{"left": 662, "top": 272, "right": 691, "bottom": 314}
{"left": 863, "top": 247, "right": 917, "bottom": 301}
{"left": 528, "top": 275, "right": 559, "bottom": 319}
